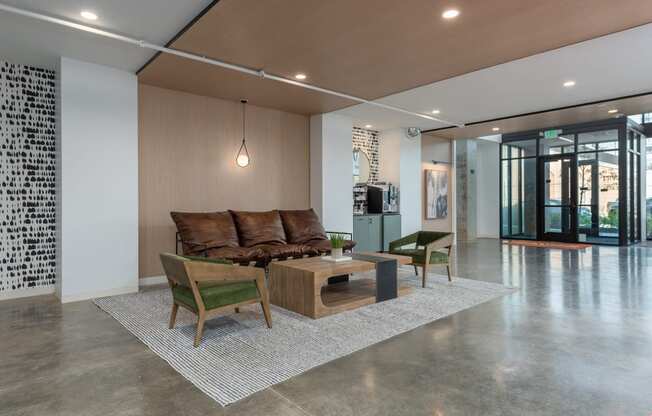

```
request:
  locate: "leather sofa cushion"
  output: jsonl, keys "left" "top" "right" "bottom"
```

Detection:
{"left": 254, "top": 243, "right": 317, "bottom": 260}
{"left": 303, "top": 238, "right": 357, "bottom": 253}
{"left": 171, "top": 211, "right": 239, "bottom": 256}
{"left": 279, "top": 209, "right": 328, "bottom": 244}
{"left": 204, "top": 246, "right": 266, "bottom": 264}
{"left": 230, "top": 210, "right": 287, "bottom": 247}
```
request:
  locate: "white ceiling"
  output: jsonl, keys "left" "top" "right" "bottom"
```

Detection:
{"left": 0, "top": 0, "right": 213, "bottom": 71}
{"left": 334, "top": 22, "right": 652, "bottom": 133}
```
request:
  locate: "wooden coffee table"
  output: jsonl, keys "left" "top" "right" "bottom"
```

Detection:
{"left": 268, "top": 252, "right": 412, "bottom": 319}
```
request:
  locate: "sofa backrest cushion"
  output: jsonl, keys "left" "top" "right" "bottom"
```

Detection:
{"left": 279, "top": 209, "right": 327, "bottom": 244}
{"left": 170, "top": 211, "right": 240, "bottom": 255}
{"left": 230, "top": 210, "right": 287, "bottom": 247}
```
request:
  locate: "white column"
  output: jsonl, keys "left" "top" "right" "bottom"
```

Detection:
{"left": 379, "top": 128, "right": 422, "bottom": 235}
{"left": 56, "top": 57, "right": 138, "bottom": 303}
{"left": 310, "top": 113, "right": 353, "bottom": 233}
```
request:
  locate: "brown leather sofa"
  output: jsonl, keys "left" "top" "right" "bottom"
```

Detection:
{"left": 171, "top": 209, "right": 356, "bottom": 266}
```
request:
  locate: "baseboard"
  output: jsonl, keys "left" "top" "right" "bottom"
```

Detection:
{"left": 139, "top": 275, "right": 167, "bottom": 287}
{"left": 58, "top": 285, "right": 138, "bottom": 303}
{"left": 0, "top": 286, "right": 55, "bottom": 301}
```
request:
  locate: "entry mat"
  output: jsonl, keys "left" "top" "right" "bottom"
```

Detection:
{"left": 94, "top": 269, "right": 516, "bottom": 406}
{"left": 504, "top": 240, "right": 592, "bottom": 250}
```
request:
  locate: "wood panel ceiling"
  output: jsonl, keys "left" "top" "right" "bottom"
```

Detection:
{"left": 138, "top": 0, "right": 652, "bottom": 116}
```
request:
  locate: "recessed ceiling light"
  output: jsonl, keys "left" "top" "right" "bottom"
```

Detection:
{"left": 80, "top": 10, "right": 98, "bottom": 20}
{"left": 294, "top": 73, "right": 307, "bottom": 80}
{"left": 492, "top": 127, "right": 500, "bottom": 132}
{"left": 563, "top": 80, "right": 576, "bottom": 88}
{"left": 442, "top": 9, "right": 460, "bottom": 19}
{"left": 365, "top": 124, "right": 373, "bottom": 129}
{"left": 607, "top": 109, "right": 618, "bottom": 114}
{"left": 431, "top": 109, "right": 441, "bottom": 115}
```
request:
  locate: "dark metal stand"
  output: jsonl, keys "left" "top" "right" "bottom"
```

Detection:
{"left": 351, "top": 254, "right": 398, "bottom": 302}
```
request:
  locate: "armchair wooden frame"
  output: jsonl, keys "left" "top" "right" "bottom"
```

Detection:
{"left": 389, "top": 232, "right": 454, "bottom": 288}
{"left": 160, "top": 253, "right": 272, "bottom": 347}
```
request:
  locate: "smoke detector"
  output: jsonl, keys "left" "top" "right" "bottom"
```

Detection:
{"left": 406, "top": 127, "right": 421, "bottom": 138}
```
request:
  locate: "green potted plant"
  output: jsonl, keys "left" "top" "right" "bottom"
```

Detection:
{"left": 329, "top": 233, "right": 346, "bottom": 259}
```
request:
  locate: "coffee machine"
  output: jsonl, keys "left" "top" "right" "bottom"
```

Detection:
{"left": 367, "top": 183, "right": 399, "bottom": 214}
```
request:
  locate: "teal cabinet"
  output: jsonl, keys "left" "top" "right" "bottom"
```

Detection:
{"left": 353, "top": 214, "right": 400, "bottom": 253}
{"left": 353, "top": 215, "right": 382, "bottom": 252}
{"left": 383, "top": 214, "right": 402, "bottom": 251}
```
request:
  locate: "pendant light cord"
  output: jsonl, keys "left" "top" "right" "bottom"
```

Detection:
{"left": 242, "top": 100, "right": 246, "bottom": 143}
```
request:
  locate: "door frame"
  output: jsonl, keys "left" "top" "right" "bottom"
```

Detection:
{"left": 537, "top": 154, "right": 578, "bottom": 242}
{"left": 576, "top": 158, "right": 599, "bottom": 239}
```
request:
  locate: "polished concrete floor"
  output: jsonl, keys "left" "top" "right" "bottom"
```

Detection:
{"left": 1, "top": 239, "right": 651, "bottom": 415}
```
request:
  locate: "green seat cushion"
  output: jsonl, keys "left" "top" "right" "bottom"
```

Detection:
{"left": 172, "top": 281, "right": 259, "bottom": 311}
{"left": 391, "top": 248, "right": 449, "bottom": 265}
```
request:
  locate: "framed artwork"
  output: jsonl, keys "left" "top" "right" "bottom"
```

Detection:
{"left": 425, "top": 169, "right": 448, "bottom": 219}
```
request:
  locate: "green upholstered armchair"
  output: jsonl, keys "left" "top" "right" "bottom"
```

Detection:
{"left": 388, "top": 232, "right": 455, "bottom": 287}
{"left": 160, "top": 253, "right": 272, "bottom": 347}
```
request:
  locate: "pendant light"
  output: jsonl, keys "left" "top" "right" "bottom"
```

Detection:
{"left": 236, "top": 99, "right": 250, "bottom": 167}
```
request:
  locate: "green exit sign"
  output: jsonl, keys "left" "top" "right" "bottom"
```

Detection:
{"left": 543, "top": 129, "right": 563, "bottom": 139}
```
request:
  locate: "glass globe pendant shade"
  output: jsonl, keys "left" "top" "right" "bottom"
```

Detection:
{"left": 236, "top": 140, "right": 250, "bottom": 167}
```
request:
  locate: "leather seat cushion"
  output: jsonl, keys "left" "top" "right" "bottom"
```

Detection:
{"left": 230, "top": 210, "right": 287, "bottom": 247}
{"left": 279, "top": 209, "right": 328, "bottom": 244}
{"left": 254, "top": 243, "right": 317, "bottom": 259}
{"left": 171, "top": 211, "right": 240, "bottom": 256}
{"left": 204, "top": 246, "right": 266, "bottom": 264}
{"left": 304, "top": 238, "right": 357, "bottom": 253}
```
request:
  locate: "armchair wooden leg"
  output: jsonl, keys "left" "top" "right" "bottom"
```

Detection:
{"left": 422, "top": 264, "right": 428, "bottom": 288}
{"left": 446, "top": 264, "right": 452, "bottom": 282}
{"left": 413, "top": 265, "right": 418, "bottom": 276}
{"left": 235, "top": 307, "right": 240, "bottom": 313}
{"left": 194, "top": 312, "right": 206, "bottom": 348}
{"left": 260, "top": 300, "right": 272, "bottom": 328}
{"left": 169, "top": 303, "right": 179, "bottom": 329}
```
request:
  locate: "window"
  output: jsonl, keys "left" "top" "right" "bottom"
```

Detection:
{"left": 576, "top": 131, "right": 620, "bottom": 242}
{"left": 500, "top": 153, "right": 537, "bottom": 239}
{"left": 540, "top": 135, "right": 574, "bottom": 155}
{"left": 577, "top": 130, "right": 618, "bottom": 152}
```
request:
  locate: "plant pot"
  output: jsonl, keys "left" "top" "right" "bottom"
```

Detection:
{"left": 331, "top": 247, "right": 343, "bottom": 259}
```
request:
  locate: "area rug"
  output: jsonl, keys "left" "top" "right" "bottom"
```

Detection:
{"left": 93, "top": 269, "right": 515, "bottom": 406}
{"left": 503, "top": 240, "right": 592, "bottom": 250}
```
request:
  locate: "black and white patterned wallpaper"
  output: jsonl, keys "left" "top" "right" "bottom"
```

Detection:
{"left": 0, "top": 60, "right": 56, "bottom": 295}
{"left": 352, "top": 127, "right": 379, "bottom": 184}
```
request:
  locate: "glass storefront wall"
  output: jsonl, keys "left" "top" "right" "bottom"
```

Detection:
{"left": 500, "top": 118, "right": 644, "bottom": 245}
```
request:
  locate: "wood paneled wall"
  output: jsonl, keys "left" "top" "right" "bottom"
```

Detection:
{"left": 139, "top": 85, "right": 310, "bottom": 278}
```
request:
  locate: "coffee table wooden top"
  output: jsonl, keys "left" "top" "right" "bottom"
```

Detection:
{"left": 269, "top": 252, "right": 412, "bottom": 279}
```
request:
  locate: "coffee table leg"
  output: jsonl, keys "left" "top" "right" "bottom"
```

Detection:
{"left": 376, "top": 259, "right": 397, "bottom": 302}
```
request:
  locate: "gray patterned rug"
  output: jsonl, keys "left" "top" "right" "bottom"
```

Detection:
{"left": 94, "top": 268, "right": 515, "bottom": 406}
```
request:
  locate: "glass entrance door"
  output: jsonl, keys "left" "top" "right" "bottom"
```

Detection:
{"left": 539, "top": 155, "right": 577, "bottom": 242}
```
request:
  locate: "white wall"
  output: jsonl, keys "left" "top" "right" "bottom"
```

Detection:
{"left": 421, "top": 135, "right": 455, "bottom": 233}
{"left": 476, "top": 139, "right": 500, "bottom": 238}
{"left": 379, "top": 129, "right": 422, "bottom": 235}
{"left": 57, "top": 57, "right": 138, "bottom": 303}
{"left": 310, "top": 113, "right": 353, "bottom": 233}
